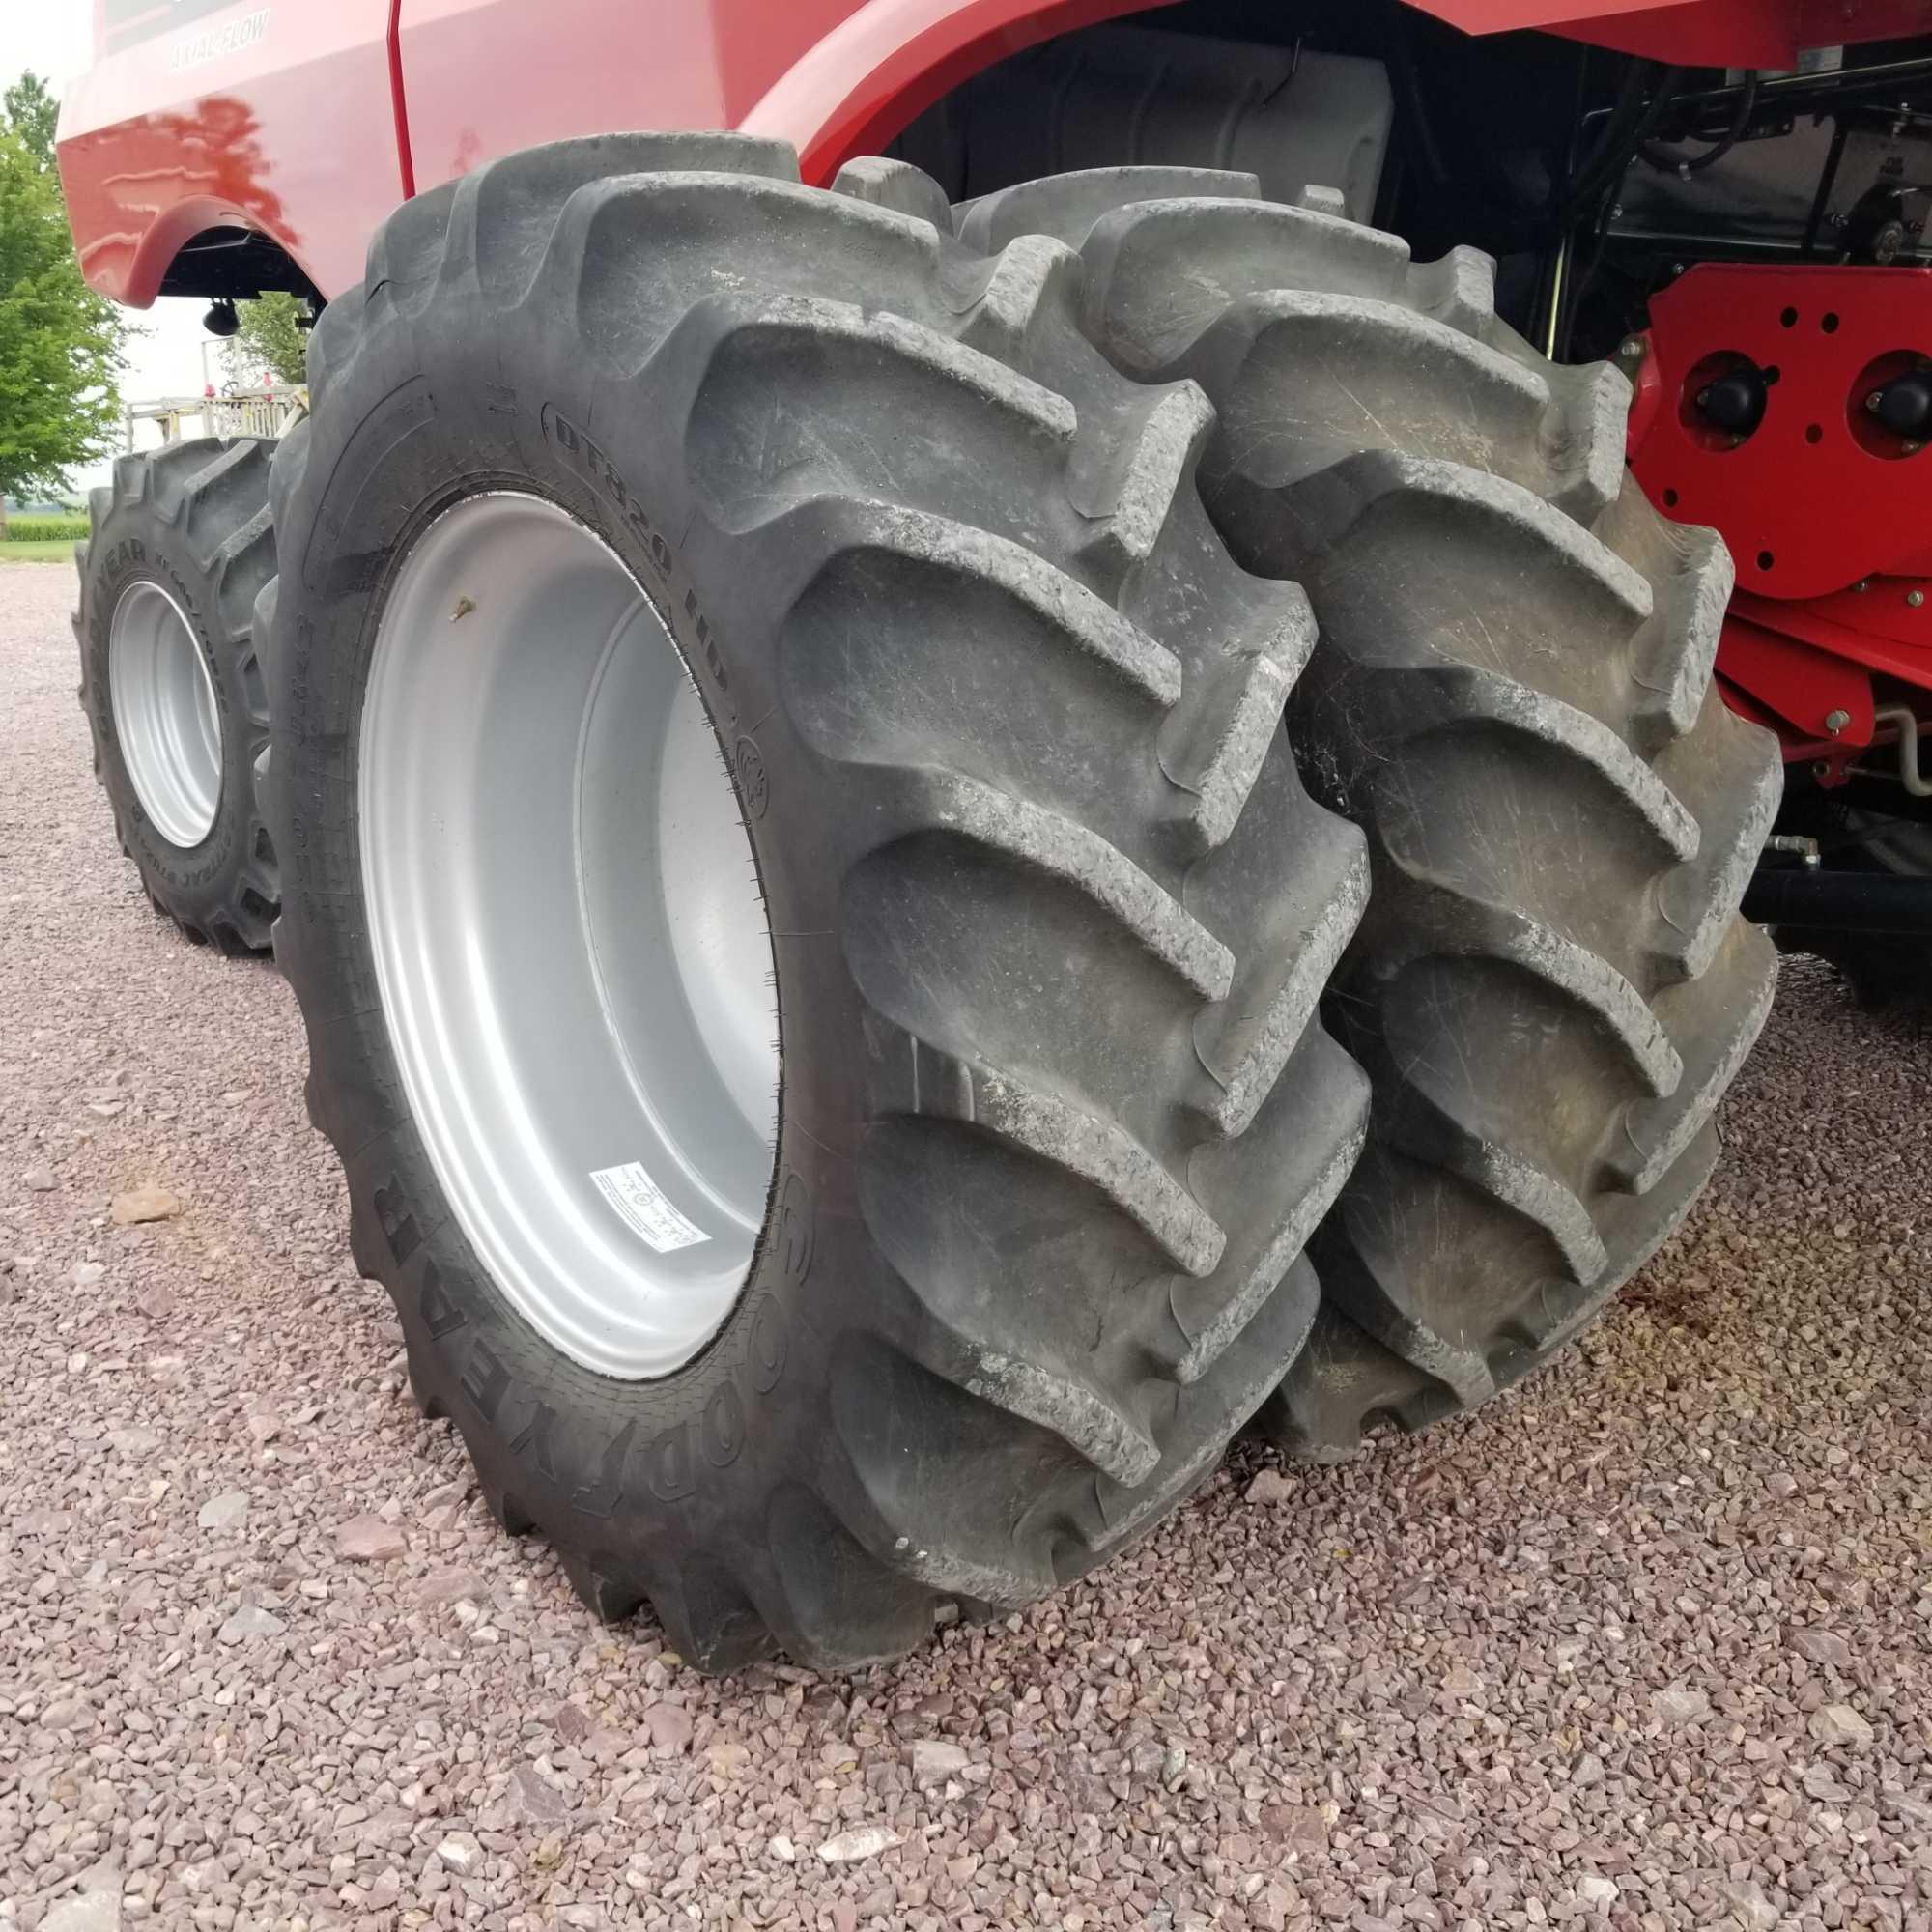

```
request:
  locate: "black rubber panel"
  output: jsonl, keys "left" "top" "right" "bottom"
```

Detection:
{"left": 939, "top": 166, "right": 1784, "bottom": 1459}
{"left": 258, "top": 136, "right": 1373, "bottom": 1670}
{"left": 72, "top": 439, "right": 279, "bottom": 953}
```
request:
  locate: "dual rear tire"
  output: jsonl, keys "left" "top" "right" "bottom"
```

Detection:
{"left": 234, "top": 142, "right": 1774, "bottom": 1668}
{"left": 949, "top": 165, "right": 1779, "bottom": 1456}
{"left": 74, "top": 440, "right": 279, "bottom": 952}
{"left": 259, "top": 136, "right": 1371, "bottom": 1669}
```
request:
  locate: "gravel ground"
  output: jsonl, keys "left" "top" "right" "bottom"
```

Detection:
{"left": 3, "top": 556, "right": 1929, "bottom": 1932}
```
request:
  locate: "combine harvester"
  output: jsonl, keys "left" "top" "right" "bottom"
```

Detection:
{"left": 55, "top": 0, "right": 1931, "bottom": 1668}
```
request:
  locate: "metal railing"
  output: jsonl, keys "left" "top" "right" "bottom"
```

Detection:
{"left": 124, "top": 386, "right": 308, "bottom": 447}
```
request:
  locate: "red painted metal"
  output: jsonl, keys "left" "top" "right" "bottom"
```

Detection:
{"left": 742, "top": 0, "right": 1162, "bottom": 184}
{"left": 1719, "top": 609, "right": 1875, "bottom": 758}
{"left": 1717, "top": 666, "right": 1826, "bottom": 753}
{"left": 387, "top": 0, "right": 417, "bottom": 202}
{"left": 1720, "top": 584, "right": 1932, "bottom": 774}
{"left": 58, "top": 0, "right": 1164, "bottom": 302}
{"left": 1717, "top": 581, "right": 1932, "bottom": 767}
{"left": 395, "top": 0, "right": 863, "bottom": 198}
{"left": 1408, "top": 0, "right": 1932, "bottom": 67}
{"left": 1712, "top": 592, "right": 1932, "bottom": 779}
{"left": 1785, "top": 577, "right": 1932, "bottom": 657}
{"left": 1627, "top": 263, "right": 1932, "bottom": 602}
{"left": 57, "top": 0, "right": 401, "bottom": 305}
{"left": 1625, "top": 259, "right": 1932, "bottom": 768}
{"left": 65, "top": 0, "right": 1925, "bottom": 310}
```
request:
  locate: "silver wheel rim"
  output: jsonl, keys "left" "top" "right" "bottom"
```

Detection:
{"left": 108, "top": 580, "right": 222, "bottom": 848}
{"left": 359, "top": 493, "right": 780, "bottom": 1379}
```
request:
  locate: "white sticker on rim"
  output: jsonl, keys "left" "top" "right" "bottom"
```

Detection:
{"left": 590, "top": 1160, "right": 710, "bottom": 1254}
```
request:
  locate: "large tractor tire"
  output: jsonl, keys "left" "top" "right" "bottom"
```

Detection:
{"left": 74, "top": 439, "right": 279, "bottom": 952}
{"left": 937, "top": 167, "right": 1783, "bottom": 1458}
{"left": 259, "top": 136, "right": 1373, "bottom": 1670}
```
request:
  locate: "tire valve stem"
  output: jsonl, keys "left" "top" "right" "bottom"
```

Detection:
{"left": 451, "top": 595, "right": 476, "bottom": 622}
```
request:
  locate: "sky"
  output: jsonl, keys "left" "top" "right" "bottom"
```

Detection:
{"left": 11, "top": 7, "right": 221, "bottom": 493}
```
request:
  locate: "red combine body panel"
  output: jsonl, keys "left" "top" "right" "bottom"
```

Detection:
{"left": 61, "top": 0, "right": 1162, "bottom": 303}
{"left": 61, "top": 0, "right": 1918, "bottom": 306}
{"left": 59, "top": 0, "right": 400, "bottom": 303}
{"left": 1409, "top": 0, "right": 1932, "bottom": 65}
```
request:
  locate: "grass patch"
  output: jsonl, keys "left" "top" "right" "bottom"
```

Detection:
{"left": 0, "top": 539, "right": 76, "bottom": 563}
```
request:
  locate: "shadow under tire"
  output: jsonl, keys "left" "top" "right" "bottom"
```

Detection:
{"left": 948, "top": 165, "right": 1785, "bottom": 1458}
{"left": 258, "top": 135, "right": 1374, "bottom": 1671}
{"left": 1767, "top": 808, "right": 1932, "bottom": 1009}
{"left": 72, "top": 438, "right": 279, "bottom": 953}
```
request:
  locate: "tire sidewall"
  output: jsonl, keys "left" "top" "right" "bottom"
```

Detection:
{"left": 272, "top": 288, "right": 881, "bottom": 1590}
{"left": 79, "top": 503, "right": 258, "bottom": 920}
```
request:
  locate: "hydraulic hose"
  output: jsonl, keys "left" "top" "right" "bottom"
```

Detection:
{"left": 1641, "top": 71, "right": 1760, "bottom": 177}
{"left": 1561, "top": 63, "right": 1685, "bottom": 219}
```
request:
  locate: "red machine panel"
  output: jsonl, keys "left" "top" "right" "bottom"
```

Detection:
{"left": 56, "top": 0, "right": 402, "bottom": 304}
{"left": 61, "top": 0, "right": 1927, "bottom": 310}
{"left": 1628, "top": 261, "right": 1932, "bottom": 768}
{"left": 1410, "top": 0, "right": 1932, "bottom": 68}
{"left": 1628, "top": 263, "right": 1932, "bottom": 603}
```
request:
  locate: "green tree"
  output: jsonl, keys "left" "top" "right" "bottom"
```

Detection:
{"left": 2, "top": 74, "right": 59, "bottom": 170}
{"left": 0, "top": 75, "right": 125, "bottom": 517}
{"left": 227, "top": 291, "right": 308, "bottom": 386}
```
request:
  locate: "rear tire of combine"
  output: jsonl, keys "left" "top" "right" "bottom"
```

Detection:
{"left": 945, "top": 166, "right": 1784, "bottom": 1457}
{"left": 73, "top": 439, "right": 279, "bottom": 953}
{"left": 260, "top": 136, "right": 1374, "bottom": 1670}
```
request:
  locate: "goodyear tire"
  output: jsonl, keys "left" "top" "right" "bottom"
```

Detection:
{"left": 73, "top": 440, "right": 278, "bottom": 952}
{"left": 942, "top": 167, "right": 1783, "bottom": 1457}
{"left": 260, "top": 136, "right": 1374, "bottom": 1670}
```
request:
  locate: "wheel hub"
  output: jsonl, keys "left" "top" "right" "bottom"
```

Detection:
{"left": 358, "top": 493, "right": 780, "bottom": 1379}
{"left": 108, "top": 579, "right": 223, "bottom": 849}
